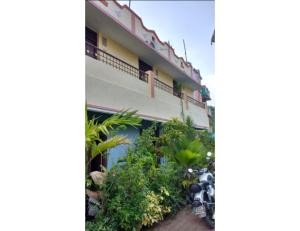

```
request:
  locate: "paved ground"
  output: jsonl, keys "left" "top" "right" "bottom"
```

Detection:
{"left": 145, "top": 206, "right": 214, "bottom": 231}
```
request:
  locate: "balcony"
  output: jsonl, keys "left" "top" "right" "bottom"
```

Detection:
{"left": 187, "top": 96, "right": 206, "bottom": 109}
{"left": 85, "top": 0, "right": 201, "bottom": 90}
{"left": 86, "top": 42, "right": 148, "bottom": 82}
{"left": 85, "top": 43, "right": 210, "bottom": 129}
{"left": 154, "top": 78, "right": 182, "bottom": 99}
{"left": 201, "top": 86, "right": 211, "bottom": 102}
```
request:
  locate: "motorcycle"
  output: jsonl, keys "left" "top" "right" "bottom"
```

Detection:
{"left": 186, "top": 154, "right": 215, "bottom": 229}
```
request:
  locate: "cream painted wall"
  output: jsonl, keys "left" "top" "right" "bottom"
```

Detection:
{"left": 98, "top": 33, "right": 139, "bottom": 68}
{"left": 185, "top": 102, "right": 209, "bottom": 129}
{"left": 153, "top": 66, "right": 173, "bottom": 86}
{"left": 154, "top": 66, "right": 195, "bottom": 99}
{"left": 96, "top": 33, "right": 194, "bottom": 96}
{"left": 86, "top": 56, "right": 209, "bottom": 129}
{"left": 183, "top": 86, "right": 194, "bottom": 98}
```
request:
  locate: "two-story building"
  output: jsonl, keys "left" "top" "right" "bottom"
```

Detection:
{"left": 85, "top": 0, "right": 211, "bottom": 169}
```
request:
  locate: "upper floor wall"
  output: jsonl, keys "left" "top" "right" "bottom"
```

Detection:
{"left": 86, "top": 55, "right": 209, "bottom": 129}
{"left": 97, "top": 32, "right": 139, "bottom": 68}
{"left": 87, "top": 0, "right": 202, "bottom": 86}
{"left": 93, "top": 28, "right": 196, "bottom": 99}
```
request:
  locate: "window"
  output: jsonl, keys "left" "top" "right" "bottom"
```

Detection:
{"left": 181, "top": 62, "right": 184, "bottom": 68}
{"left": 152, "top": 36, "right": 155, "bottom": 41}
{"left": 102, "top": 37, "right": 107, "bottom": 47}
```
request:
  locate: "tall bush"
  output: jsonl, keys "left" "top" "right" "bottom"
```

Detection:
{"left": 102, "top": 124, "right": 184, "bottom": 230}
{"left": 159, "top": 118, "right": 207, "bottom": 168}
{"left": 87, "top": 117, "right": 215, "bottom": 230}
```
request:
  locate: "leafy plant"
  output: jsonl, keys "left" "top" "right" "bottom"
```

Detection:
{"left": 85, "top": 213, "right": 116, "bottom": 231}
{"left": 142, "top": 191, "right": 171, "bottom": 227}
{"left": 85, "top": 108, "right": 141, "bottom": 173}
{"left": 101, "top": 123, "right": 186, "bottom": 230}
{"left": 87, "top": 117, "right": 214, "bottom": 230}
{"left": 85, "top": 108, "right": 142, "bottom": 223}
{"left": 149, "top": 161, "right": 185, "bottom": 213}
{"left": 197, "top": 129, "right": 215, "bottom": 154}
{"left": 159, "top": 118, "right": 207, "bottom": 168}
{"left": 104, "top": 159, "right": 149, "bottom": 230}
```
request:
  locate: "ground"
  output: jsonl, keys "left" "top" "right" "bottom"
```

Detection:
{"left": 145, "top": 206, "right": 214, "bottom": 231}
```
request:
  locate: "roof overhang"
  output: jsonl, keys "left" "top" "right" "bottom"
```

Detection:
{"left": 87, "top": 104, "right": 208, "bottom": 130}
{"left": 86, "top": 1, "right": 201, "bottom": 90}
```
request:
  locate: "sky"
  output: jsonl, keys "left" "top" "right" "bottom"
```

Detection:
{"left": 118, "top": 0, "right": 215, "bottom": 106}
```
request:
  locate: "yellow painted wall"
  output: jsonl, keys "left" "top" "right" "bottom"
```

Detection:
{"left": 183, "top": 86, "right": 194, "bottom": 98}
{"left": 153, "top": 66, "right": 173, "bottom": 87}
{"left": 97, "top": 33, "right": 139, "bottom": 68}
{"left": 96, "top": 33, "right": 192, "bottom": 97}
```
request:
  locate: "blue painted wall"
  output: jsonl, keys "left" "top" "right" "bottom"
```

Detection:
{"left": 107, "top": 127, "right": 140, "bottom": 169}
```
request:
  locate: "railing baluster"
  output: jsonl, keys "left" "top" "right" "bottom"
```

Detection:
{"left": 154, "top": 78, "right": 180, "bottom": 97}
{"left": 85, "top": 41, "right": 203, "bottom": 108}
{"left": 187, "top": 95, "right": 205, "bottom": 108}
{"left": 85, "top": 41, "right": 149, "bottom": 83}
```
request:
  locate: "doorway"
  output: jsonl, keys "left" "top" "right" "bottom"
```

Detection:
{"left": 138, "top": 59, "right": 152, "bottom": 81}
{"left": 85, "top": 27, "right": 98, "bottom": 59}
{"left": 173, "top": 80, "right": 182, "bottom": 98}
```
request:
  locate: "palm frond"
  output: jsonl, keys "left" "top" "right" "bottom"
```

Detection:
{"left": 175, "top": 150, "right": 199, "bottom": 167}
{"left": 101, "top": 110, "right": 142, "bottom": 131}
{"left": 91, "top": 135, "right": 131, "bottom": 159}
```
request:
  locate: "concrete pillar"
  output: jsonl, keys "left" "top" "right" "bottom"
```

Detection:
{"left": 131, "top": 14, "right": 136, "bottom": 34}
{"left": 205, "top": 102, "right": 209, "bottom": 115}
{"left": 146, "top": 71, "right": 155, "bottom": 98}
{"left": 194, "top": 90, "right": 202, "bottom": 102}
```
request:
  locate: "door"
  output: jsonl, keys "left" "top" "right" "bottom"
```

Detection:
{"left": 85, "top": 27, "right": 98, "bottom": 59}
{"left": 138, "top": 59, "right": 152, "bottom": 81}
{"left": 173, "top": 80, "right": 182, "bottom": 98}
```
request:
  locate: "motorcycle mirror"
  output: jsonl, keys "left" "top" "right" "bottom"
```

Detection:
{"left": 188, "top": 168, "right": 193, "bottom": 173}
{"left": 207, "top": 152, "right": 212, "bottom": 157}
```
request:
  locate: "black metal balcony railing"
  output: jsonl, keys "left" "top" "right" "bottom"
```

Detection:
{"left": 154, "top": 78, "right": 183, "bottom": 98}
{"left": 86, "top": 41, "right": 204, "bottom": 108}
{"left": 154, "top": 78, "right": 173, "bottom": 94}
{"left": 85, "top": 41, "right": 148, "bottom": 82}
{"left": 187, "top": 96, "right": 206, "bottom": 109}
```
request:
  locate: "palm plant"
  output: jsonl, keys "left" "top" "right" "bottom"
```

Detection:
{"left": 159, "top": 117, "right": 207, "bottom": 167}
{"left": 85, "top": 109, "right": 141, "bottom": 220}
{"left": 160, "top": 137, "right": 206, "bottom": 167}
{"left": 85, "top": 108, "right": 142, "bottom": 173}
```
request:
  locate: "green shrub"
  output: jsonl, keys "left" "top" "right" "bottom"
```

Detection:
{"left": 104, "top": 158, "right": 149, "bottom": 230}
{"left": 142, "top": 191, "right": 171, "bottom": 227}
{"left": 88, "top": 118, "right": 214, "bottom": 230}
{"left": 159, "top": 118, "right": 207, "bottom": 168}
{"left": 85, "top": 213, "right": 116, "bottom": 231}
{"left": 197, "top": 130, "right": 215, "bottom": 154}
{"left": 148, "top": 161, "right": 185, "bottom": 213}
{"left": 101, "top": 124, "right": 185, "bottom": 230}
